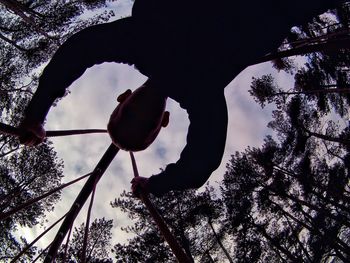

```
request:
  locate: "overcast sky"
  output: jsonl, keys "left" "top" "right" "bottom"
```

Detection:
{"left": 20, "top": 0, "right": 295, "bottom": 255}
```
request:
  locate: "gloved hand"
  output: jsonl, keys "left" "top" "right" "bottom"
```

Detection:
{"left": 131, "top": 176, "right": 150, "bottom": 197}
{"left": 18, "top": 118, "right": 46, "bottom": 146}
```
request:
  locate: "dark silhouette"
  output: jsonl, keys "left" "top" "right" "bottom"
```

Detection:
{"left": 20, "top": 0, "right": 344, "bottom": 196}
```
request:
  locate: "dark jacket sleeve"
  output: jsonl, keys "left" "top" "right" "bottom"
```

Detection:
{"left": 148, "top": 93, "right": 228, "bottom": 196}
{"left": 25, "top": 17, "right": 137, "bottom": 122}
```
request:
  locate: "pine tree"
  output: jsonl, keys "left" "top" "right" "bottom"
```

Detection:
{"left": 221, "top": 136, "right": 350, "bottom": 262}
{"left": 0, "top": 1, "right": 117, "bottom": 260}
{"left": 55, "top": 218, "right": 114, "bottom": 263}
{"left": 0, "top": 141, "right": 64, "bottom": 261}
{"left": 111, "top": 186, "right": 230, "bottom": 263}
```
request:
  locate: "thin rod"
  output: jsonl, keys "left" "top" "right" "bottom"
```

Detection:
{"left": 0, "top": 172, "right": 92, "bottom": 221}
{"left": 0, "top": 122, "right": 107, "bottom": 138}
{"left": 81, "top": 183, "right": 97, "bottom": 262}
{"left": 129, "top": 152, "right": 192, "bottom": 263}
{"left": 11, "top": 213, "right": 67, "bottom": 263}
{"left": 62, "top": 223, "right": 73, "bottom": 263}
{"left": 43, "top": 143, "right": 119, "bottom": 262}
{"left": 32, "top": 242, "right": 51, "bottom": 263}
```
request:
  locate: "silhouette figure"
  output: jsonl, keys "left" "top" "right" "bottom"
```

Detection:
{"left": 20, "top": 0, "right": 344, "bottom": 196}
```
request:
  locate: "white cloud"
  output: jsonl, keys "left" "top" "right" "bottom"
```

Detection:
{"left": 37, "top": 61, "right": 277, "bottom": 251}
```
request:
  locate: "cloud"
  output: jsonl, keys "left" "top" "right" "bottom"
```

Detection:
{"left": 23, "top": 0, "right": 291, "bottom": 254}
{"left": 32, "top": 58, "right": 279, "bottom": 251}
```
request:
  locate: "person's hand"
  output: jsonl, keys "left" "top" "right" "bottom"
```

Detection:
{"left": 131, "top": 176, "right": 150, "bottom": 197}
{"left": 18, "top": 119, "right": 46, "bottom": 146}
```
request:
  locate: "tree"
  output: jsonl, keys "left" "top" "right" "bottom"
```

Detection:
{"left": 0, "top": 0, "right": 116, "bottom": 116}
{"left": 224, "top": 6, "right": 350, "bottom": 252}
{"left": 243, "top": 8, "right": 350, "bottom": 254}
{"left": 250, "top": 2, "right": 350, "bottom": 161}
{"left": 55, "top": 217, "right": 114, "bottom": 263}
{"left": 0, "top": 1, "right": 117, "bottom": 261}
{"left": 221, "top": 136, "right": 350, "bottom": 262}
{"left": 250, "top": 3, "right": 350, "bottom": 114}
{"left": 0, "top": 141, "right": 64, "bottom": 261}
{"left": 111, "top": 185, "right": 231, "bottom": 263}
{"left": 111, "top": 190, "right": 191, "bottom": 263}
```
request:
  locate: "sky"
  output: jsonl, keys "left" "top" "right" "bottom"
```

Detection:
{"left": 20, "top": 0, "right": 295, "bottom": 256}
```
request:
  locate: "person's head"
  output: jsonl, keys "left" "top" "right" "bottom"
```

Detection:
{"left": 107, "top": 81, "right": 169, "bottom": 151}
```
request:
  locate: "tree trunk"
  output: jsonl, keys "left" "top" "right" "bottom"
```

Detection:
{"left": 0, "top": 0, "right": 41, "bottom": 17}
{"left": 271, "top": 186, "right": 350, "bottom": 230}
{"left": 0, "top": 32, "right": 27, "bottom": 51}
{"left": 268, "top": 190, "right": 350, "bottom": 255}
{"left": 272, "top": 164, "right": 350, "bottom": 214}
{"left": 250, "top": 218, "right": 300, "bottom": 262}
{"left": 205, "top": 250, "right": 215, "bottom": 263}
{"left": 304, "top": 128, "right": 350, "bottom": 145}
{"left": 208, "top": 218, "right": 233, "bottom": 263}
{"left": 0, "top": 0, "right": 50, "bottom": 38}
{"left": 272, "top": 86, "right": 350, "bottom": 97}
{"left": 284, "top": 217, "right": 313, "bottom": 262}
{"left": 254, "top": 35, "right": 350, "bottom": 65}
{"left": 174, "top": 201, "right": 195, "bottom": 262}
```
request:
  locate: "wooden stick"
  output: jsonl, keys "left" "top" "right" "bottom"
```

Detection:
{"left": 81, "top": 183, "right": 97, "bottom": 262}
{"left": 11, "top": 213, "right": 67, "bottom": 263}
{"left": 0, "top": 172, "right": 92, "bottom": 221}
{"left": 62, "top": 223, "right": 73, "bottom": 263}
{"left": 129, "top": 152, "right": 192, "bottom": 263}
{"left": 0, "top": 122, "right": 107, "bottom": 138}
{"left": 43, "top": 144, "right": 119, "bottom": 262}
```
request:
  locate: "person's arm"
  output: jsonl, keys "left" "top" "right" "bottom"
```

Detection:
{"left": 24, "top": 17, "right": 137, "bottom": 124}
{"left": 148, "top": 93, "right": 228, "bottom": 196}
